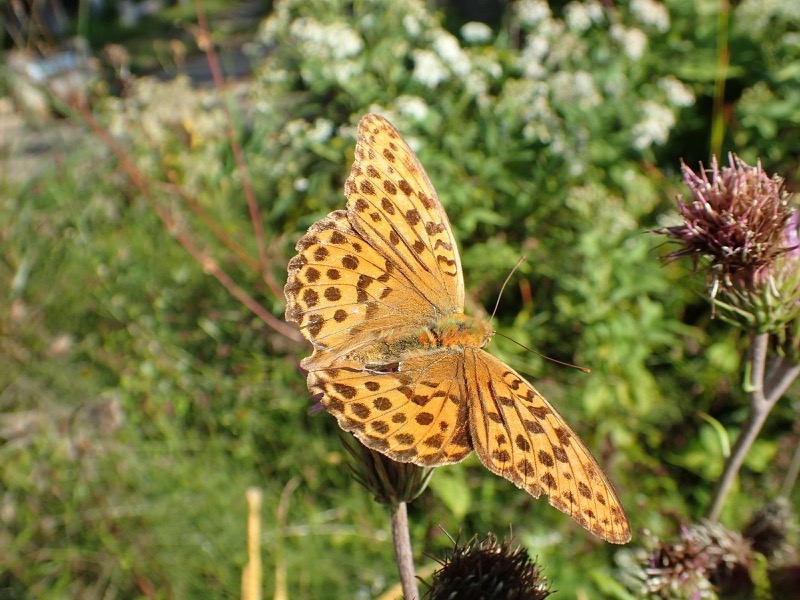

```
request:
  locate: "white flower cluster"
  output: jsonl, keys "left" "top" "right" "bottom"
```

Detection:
{"left": 631, "top": 101, "right": 676, "bottom": 150}
{"left": 412, "top": 30, "right": 477, "bottom": 90}
{"left": 461, "top": 21, "right": 493, "bottom": 44}
{"left": 610, "top": 24, "right": 648, "bottom": 60}
{"left": 659, "top": 76, "right": 694, "bottom": 108}
{"left": 736, "top": 0, "right": 800, "bottom": 36}
{"left": 289, "top": 18, "right": 364, "bottom": 61}
{"left": 630, "top": 0, "right": 670, "bottom": 33}
{"left": 551, "top": 70, "right": 601, "bottom": 111}
{"left": 396, "top": 95, "right": 430, "bottom": 122}
{"left": 411, "top": 49, "right": 448, "bottom": 88}
{"left": 564, "top": 0, "right": 604, "bottom": 33}
{"left": 516, "top": 0, "right": 551, "bottom": 27}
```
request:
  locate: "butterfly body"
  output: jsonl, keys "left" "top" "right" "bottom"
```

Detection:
{"left": 285, "top": 114, "right": 631, "bottom": 544}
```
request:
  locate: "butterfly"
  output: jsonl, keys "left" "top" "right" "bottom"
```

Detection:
{"left": 284, "top": 114, "right": 631, "bottom": 544}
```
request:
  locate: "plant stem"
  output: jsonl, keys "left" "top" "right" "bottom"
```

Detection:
{"left": 707, "top": 332, "right": 800, "bottom": 521}
{"left": 780, "top": 434, "right": 800, "bottom": 498}
{"left": 391, "top": 501, "right": 419, "bottom": 600}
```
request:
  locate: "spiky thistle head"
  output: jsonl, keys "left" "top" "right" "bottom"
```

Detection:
{"left": 423, "top": 534, "right": 552, "bottom": 600}
{"left": 659, "top": 154, "right": 800, "bottom": 331}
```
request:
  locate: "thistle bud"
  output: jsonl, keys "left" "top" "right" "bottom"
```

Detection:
{"left": 340, "top": 434, "right": 433, "bottom": 506}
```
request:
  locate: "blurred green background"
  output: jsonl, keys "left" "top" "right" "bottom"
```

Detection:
{"left": 2, "top": 0, "right": 799, "bottom": 598}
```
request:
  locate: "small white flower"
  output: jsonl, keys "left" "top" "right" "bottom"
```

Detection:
{"left": 461, "top": 21, "right": 493, "bottom": 44}
{"left": 308, "top": 118, "right": 334, "bottom": 143}
{"left": 630, "top": 0, "right": 671, "bottom": 33}
{"left": 412, "top": 49, "right": 449, "bottom": 88}
{"left": 631, "top": 101, "right": 675, "bottom": 150}
{"left": 332, "top": 61, "right": 362, "bottom": 86}
{"left": 658, "top": 76, "right": 694, "bottom": 107}
{"left": 396, "top": 96, "right": 429, "bottom": 122}
{"left": 611, "top": 24, "right": 648, "bottom": 59}
{"left": 521, "top": 34, "right": 549, "bottom": 79}
{"left": 523, "top": 33, "right": 549, "bottom": 63}
{"left": 433, "top": 32, "right": 471, "bottom": 76}
{"left": 294, "top": 178, "right": 309, "bottom": 192}
{"left": 516, "top": 0, "right": 551, "bottom": 27}
{"left": 289, "top": 18, "right": 364, "bottom": 60}
{"left": 585, "top": 0, "right": 604, "bottom": 24}
{"left": 284, "top": 119, "right": 307, "bottom": 140}
{"left": 465, "top": 71, "right": 488, "bottom": 96}
{"left": 565, "top": 2, "right": 593, "bottom": 33}
{"left": 552, "top": 71, "right": 601, "bottom": 110}
{"left": 403, "top": 14, "right": 421, "bottom": 37}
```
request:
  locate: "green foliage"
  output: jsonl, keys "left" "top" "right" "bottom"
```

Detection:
{"left": 3, "top": 0, "right": 800, "bottom": 598}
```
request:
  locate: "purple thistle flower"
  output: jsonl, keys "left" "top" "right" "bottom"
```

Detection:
{"left": 664, "top": 154, "right": 794, "bottom": 288}
{"left": 658, "top": 154, "right": 800, "bottom": 331}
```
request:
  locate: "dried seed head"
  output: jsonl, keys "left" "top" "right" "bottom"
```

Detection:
{"left": 619, "top": 521, "right": 754, "bottom": 599}
{"left": 424, "top": 534, "right": 552, "bottom": 600}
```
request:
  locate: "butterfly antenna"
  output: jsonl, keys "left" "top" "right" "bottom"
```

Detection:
{"left": 490, "top": 256, "right": 527, "bottom": 321}
{"left": 494, "top": 331, "right": 591, "bottom": 374}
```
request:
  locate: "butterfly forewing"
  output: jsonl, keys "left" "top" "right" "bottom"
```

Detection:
{"left": 345, "top": 114, "right": 464, "bottom": 315}
{"left": 465, "top": 349, "right": 631, "bottom": 544}
{"left": 285, "top": 210, "right": 435, "bottom": 369}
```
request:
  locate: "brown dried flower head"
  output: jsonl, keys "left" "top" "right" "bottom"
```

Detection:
{"left": 644, "top": 521, "right": 753, "bottom": 599}
{"left": 424, "top": 534, "right": 552, "bottom": 600}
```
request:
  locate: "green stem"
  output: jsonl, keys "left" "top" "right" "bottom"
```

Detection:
{"left": 391, "top": 501, "right": 419, "bottom": 600}
{"left": 707, "top": 332, "right": 800, "bottom": 521}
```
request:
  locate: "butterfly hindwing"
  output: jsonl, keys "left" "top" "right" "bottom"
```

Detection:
{"left": 309, "top": 352, "right": 473, "bottom": 466}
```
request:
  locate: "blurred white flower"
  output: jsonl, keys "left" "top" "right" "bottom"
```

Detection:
{"left": 258, "top": 14, "right": 282, "bottom": 44}
{"left": 631, "top": 101, "right": 675, "bottom": 150}
{"left": 659, "top": 76, "right": 695, "bottom": 107}
{"left": 461, "top": 21, "right": 493, "bottom": 44}
{"left": 308, "top": 118, "right": 334, "bottom": 143}
{"left": 412, "top": 49, "right": 449, "bottom": 88}
{"left": 396, "top": 96, "right": 429, "bottom": 121}
{"left": 332, "top": 60, "right": 362, "bottom": 86}
{"left": 283, "top": 118, "right": 308, "bottom": 141}
{"left": 433, "top": 32, "right": 471, "bottom": 76}
{"left": 516, "top": 0, "right": 551, "bottom": 27}
{"left": 403, "top": 14, "right": 421, "bottom": 37}
{"left": 552, "top": 70, "right": 601, "bottom": 110}
{"left": 611, "top": 24, "right": 647, "bottom": 59}
{"left": 737, "top": 0, "right": 800, "bottom": 34}
{"left": 290, "top": 18, "right": 364, "bottom": 60}
{"left": 565, "top": 1, "right": 603, "bottom": 32}
{"left": 524, "top": 33, "right": 549, "bottom": 63}
{"left": 521, "top": 34, "right": 549, "bottom": 79}
{"left": 465, "top": 72, "right": 489, "bottom": 97}
{"left": 294, "top": 178, "right": 309, "bottom": 192}
{"left": 630, "top": 0, "right": 671, "bottom": 33}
